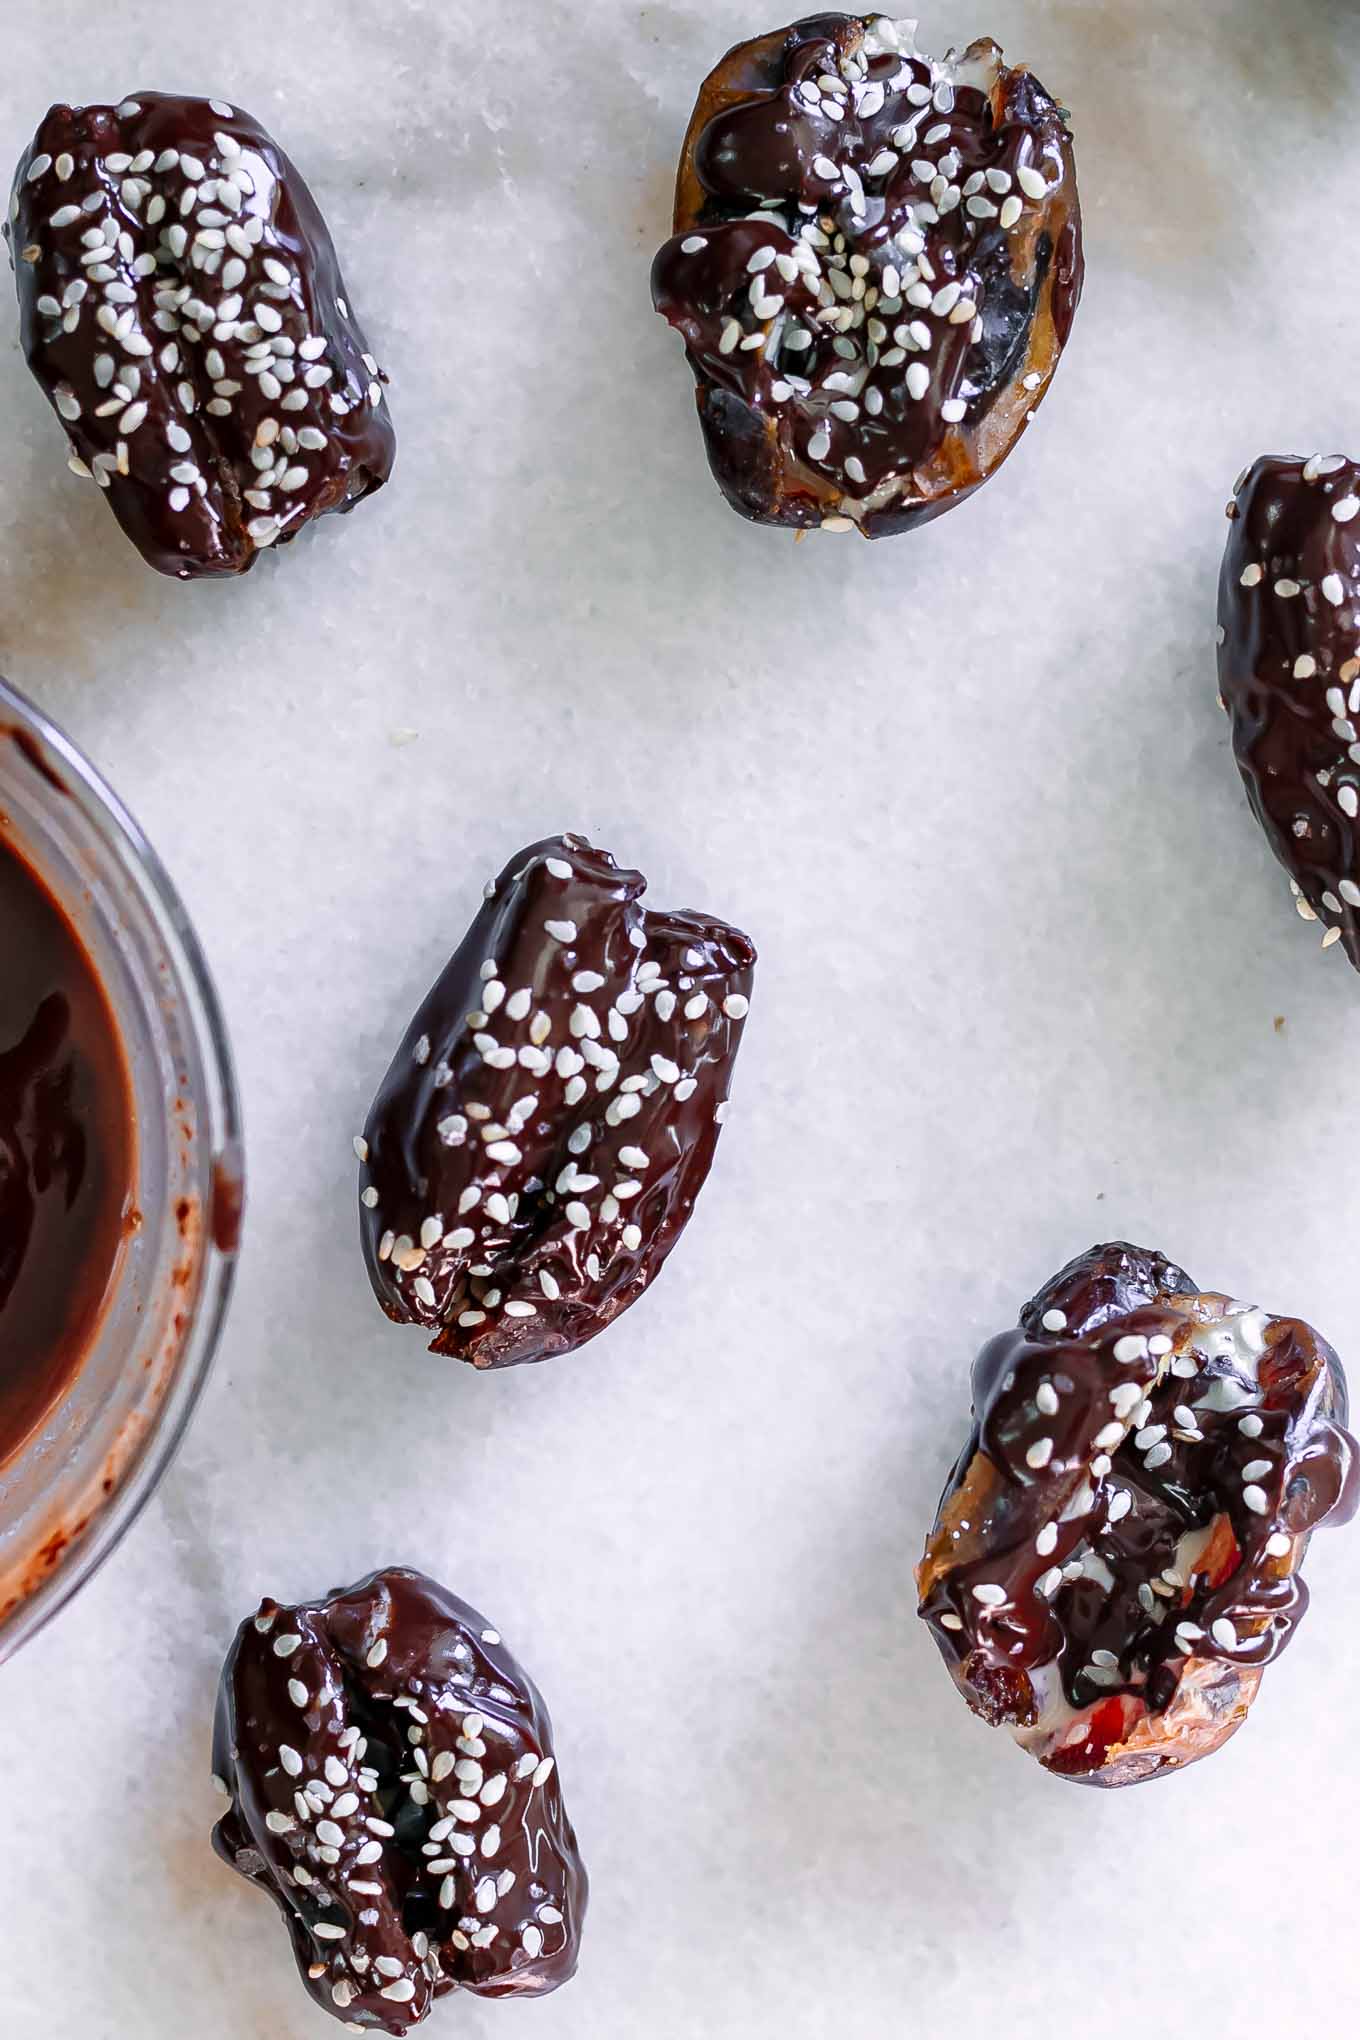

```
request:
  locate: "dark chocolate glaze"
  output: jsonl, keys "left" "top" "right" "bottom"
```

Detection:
{"left": 918, "top": 1244, "right": 1357, "bottom": 1786}
{"left": 1218, "top": 454, "right": 1360, "bottom": 970}
{"left": 0, "top": 833, "right": 133, "bottom": 1461}
{"left": 7, "top": 91, "right": 394, "bottom": 579}
{"left": 652, "top": 14, "right": 1082, "bottom": 536}
{"left": 360, "top": 835, "right": 756, "bottom": 1371}
{"left": 212, "top": 1568, "right": 587, "bottom": 2034}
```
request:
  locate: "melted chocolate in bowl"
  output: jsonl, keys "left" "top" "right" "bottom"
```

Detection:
{"left": 0, "top": 682, "right": 241, "bottom": 1660}
{"left": 0, "top": 835, "right": 134, "bottom": 1462}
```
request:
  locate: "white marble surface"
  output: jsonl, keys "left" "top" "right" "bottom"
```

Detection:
{"left": 3, "top": 1, "right": 1360, "bottom": 2033}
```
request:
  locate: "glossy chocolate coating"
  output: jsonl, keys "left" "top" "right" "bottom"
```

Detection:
{"left": 359, "top": 835, "right": 756, "bottom": 1370}
{"left": 1218, "top": 455, "right": 1360, "bottom": 969}
{"left": 212, "top": 1568, "right": 586, "bottom": 2033}
{"left": 7, "top": 92, "right": 394, "bottom": 579}
{"left": 651, "top": 13, "right": 1082, "bottom": 536}
{"left": 918, "top": 1244, "right": 1357, "bottom": 1786}
{"left": 0, "top": 832, "right": 133, "bottom": 1461}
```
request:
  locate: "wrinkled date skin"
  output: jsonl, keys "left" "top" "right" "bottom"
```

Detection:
{"left": 6, "top": 91, "right": 394, "bottom": 578}
{"left": 212, "top": 1568, "right": 587, "bottom": 2033}
{"left": 359, "top": 835, "right": 756, "bottom": 1370}
{"left": 651, "top": 12, "right": 1082, "bottom": 536}
{"left": 917, "top": 1244, "right": 1357, "bottom": 1787}
{"left": 1219, "top": 454, "right": 1360, "bottom": 969}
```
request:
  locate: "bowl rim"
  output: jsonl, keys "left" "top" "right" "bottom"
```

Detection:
{"left": 0, "top": 672, "right": 243, "bottom": 1659}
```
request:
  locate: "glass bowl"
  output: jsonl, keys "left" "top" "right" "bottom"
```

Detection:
{"left": 0, "top": 674, "right": 242, "bottom": 1660}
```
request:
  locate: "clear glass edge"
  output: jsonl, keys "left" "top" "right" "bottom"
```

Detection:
{"left": 0, "top": 673, "right": 244, "bottom": 1660}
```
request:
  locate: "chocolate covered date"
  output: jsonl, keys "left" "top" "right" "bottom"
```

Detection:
{"left": 212, "top": 1568, "right": 586, "bottom": 2033}
{"left": 6, "top": 92, "right": 394, "bottom": 578}
{"left": 358, "top": 835, "right": 756, "bottom": 1370}
{"left": 651, "top": 13, "right": 1082, "bottom": 536}
{"left": 1219, "top": 454, "right": 1360, "bottom": 968}
{"left": 917, "top": 1244, "right": 1357, "bottom": 1787}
